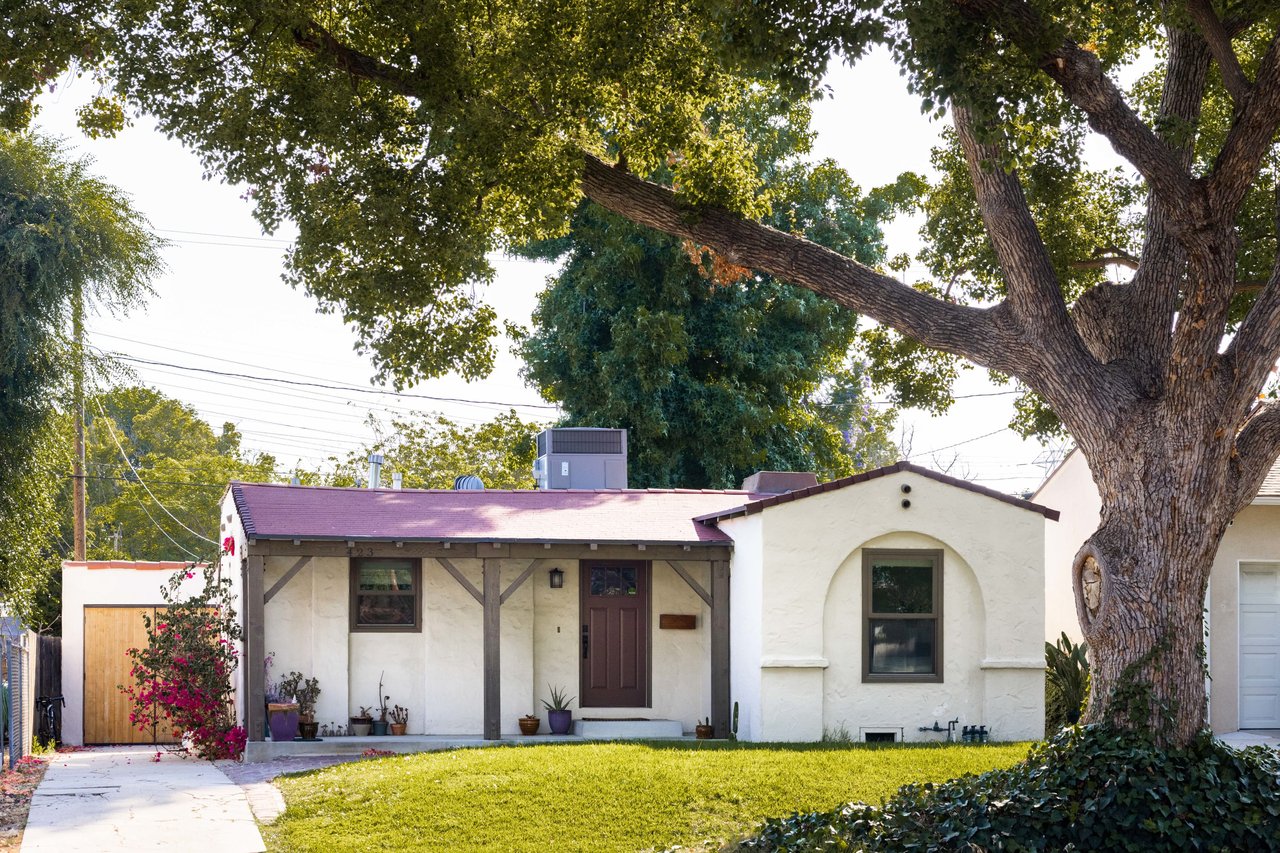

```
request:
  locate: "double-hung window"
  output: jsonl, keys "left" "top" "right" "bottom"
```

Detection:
{"left": 350, "top": 558, "right": 422, "bottom": 632}
{"left": 862, "top": 549, "right": 942, "bottom": 682}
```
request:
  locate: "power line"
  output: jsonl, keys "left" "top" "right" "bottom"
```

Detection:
{"left": 129, "top": 493, "right": 203, "bottom": 561}
{"left": 105, "top": 352, "right": 560, "bottom": 410}
{"left": 94, "top": 397, "right": 220, "bottom": 546}
{"left": 915, "top": 428, "right": 1010, "bottom": 456}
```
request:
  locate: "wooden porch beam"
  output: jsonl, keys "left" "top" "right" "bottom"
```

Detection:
{"left": 244, "top": 555, "right": 265, "bottom": 742}
{"left": 500, "top": 559, "right": 545, "bottom": 605}
{"left": 253, "top": 538, "right": 731, "bottom": 563}
{"left": 483, "top": 559, "right": 502, "bottom": 740}
{"left": 710, "top": 559, "right": 731, "bottom": 739}
{"left": 263, "top": 556, "right": 311, "bottom": 604}
{"left": 435, "top": 557, "right": 484, "bottom": 606}
{"left": 668, "top": 560, "right": 712, "bottom": 607}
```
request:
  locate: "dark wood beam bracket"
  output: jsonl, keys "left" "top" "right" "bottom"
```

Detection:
{"left": 263, "top": 556, "right": 311, "bottom": 604}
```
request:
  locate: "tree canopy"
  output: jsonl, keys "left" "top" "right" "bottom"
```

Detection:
{"left": 517, "top": 84, "right": 902, "bottom": 487}
{"left": 11, "top": 0, "right": 1280, "bottom": 745}
{"left": 0, "top": 130, "right": 162, "bottom": 626}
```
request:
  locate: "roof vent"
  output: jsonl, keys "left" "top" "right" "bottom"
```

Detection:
{"left": 368, "top": 453, "right": 384, "bottom": 489}
{"left": 740, "top": 471, "right": 819, "bottom": 494}
{"left": 453, "top": 474, "right": 485, "bottom": 490}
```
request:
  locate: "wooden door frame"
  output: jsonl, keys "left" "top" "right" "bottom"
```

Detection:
{"left": 579, "top": 560, "right": 652, "bottom": 708}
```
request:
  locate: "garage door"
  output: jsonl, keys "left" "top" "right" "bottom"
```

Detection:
{"left": 84, "top": 607, "right": 179, "bottom": 745}
{"left": 1240, "top": 563, "right": 1280, "bottom": 729}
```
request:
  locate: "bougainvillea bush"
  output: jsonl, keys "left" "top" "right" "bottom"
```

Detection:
{"left": 122, "top": 564, "right": 247, "bottom": 760}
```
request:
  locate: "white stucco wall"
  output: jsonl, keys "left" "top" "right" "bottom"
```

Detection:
{"left": 1205, "top": 505, "right": 1280, "bottom": 732}
{"left": 726, "top": 470, "right": 1047, "bottom": 743}
{"left": 61, "top": 564, "right": 213, "bottom": 746}
{"left": 258, "top": 553, "right": 712, "bottom": 735}
{"left": 722, "top": 514, "right": 764, "bottom": 741}
{"left": 1032, "top": 450, "right": 1099, "bottom": 643}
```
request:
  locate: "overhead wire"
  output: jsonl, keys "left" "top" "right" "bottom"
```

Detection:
{"left": 94, "top": 396, "right": 220, "bottom": 546}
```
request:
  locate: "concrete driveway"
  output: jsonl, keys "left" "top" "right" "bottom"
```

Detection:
{"left": 21, "top": 746, "right": 264, "bottom": 852}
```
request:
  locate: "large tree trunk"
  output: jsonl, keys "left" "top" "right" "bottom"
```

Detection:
{"left": 1073, "top": 428, "right": 1235, "bottom": 744}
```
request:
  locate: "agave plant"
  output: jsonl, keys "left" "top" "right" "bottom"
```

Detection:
{"left": 1045, "top": 632, "right": 1090, "bottom": 731}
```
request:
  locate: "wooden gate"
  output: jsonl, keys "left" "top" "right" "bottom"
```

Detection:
{"left": 83, "top": 607, "right": 178, "bottom": 744}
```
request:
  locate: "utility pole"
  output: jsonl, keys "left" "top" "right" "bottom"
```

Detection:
{"left": 72, "top": 281, "right": 86, "bottom": 561}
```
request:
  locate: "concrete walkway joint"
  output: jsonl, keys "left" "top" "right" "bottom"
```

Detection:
{"left": 21, "top": 746, "right": 264, "bottom": 852}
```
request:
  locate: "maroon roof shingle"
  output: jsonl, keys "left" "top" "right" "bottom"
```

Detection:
{"left": 230, "top": 482, "right": 760, "bottom": 545}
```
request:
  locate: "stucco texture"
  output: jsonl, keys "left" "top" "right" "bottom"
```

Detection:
{"left": 261, "top": 556, "right": 712, "bottom": 735}
{"left": 721, "top": 469, "right": 1046, "bottom": 743}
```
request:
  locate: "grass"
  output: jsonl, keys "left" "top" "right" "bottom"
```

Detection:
{"left": 264, "top": 740, "right": 1031, "bottom": 852}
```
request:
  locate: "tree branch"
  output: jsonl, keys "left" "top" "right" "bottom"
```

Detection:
{"left": 1224, "top": 248, "right": 1280, "bottom": 412}
{"left": 1206, "top": 27, "right": 1280, "bottom": 221}
{"left": 290, "top": 18, "right": 423, "bottom": 99}
{"left": 1230, "top": 401, "right": 1280, "bottom": 513}
{"left": 580, "top": 153, "right": 1015, "bottom": 370}
{"left": 1186, "top": 0, "right": 1251, "bottom": 104}
{"left": 957, "top": 0, "right": 1199, "bottom": 220}
{"left": 952, "top": 104, "right": 1090, "bottom": 362}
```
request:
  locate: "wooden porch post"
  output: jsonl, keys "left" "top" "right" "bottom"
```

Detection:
{"left": 483, "top": 559, "right": 501, "bottom": 740}
{"left": 710, "top": 559, "right": 730, "bottom": 738}
{"left": 245, "top": 554, "right": 265, "bottom": 742}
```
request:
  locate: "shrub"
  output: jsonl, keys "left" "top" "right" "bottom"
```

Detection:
{"left": 122, "top": 564, "right": 246, "bottom": 760}
{"left": 1046, "top": 631, "right": 1090, "bottom": 730}
{"left": 737, "top": 725, "right": 1280, "bottom": 851}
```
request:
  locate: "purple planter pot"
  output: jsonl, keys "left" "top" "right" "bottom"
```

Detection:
{"left": 268, "top": 708, "right": 299, "bottom": 742}
{"left": 548, "top": 709, "right": 572, "bottom": 735}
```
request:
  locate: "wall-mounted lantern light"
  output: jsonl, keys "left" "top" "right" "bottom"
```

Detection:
{"left": 549, "top": 567, "right": 564, "bottom": 589}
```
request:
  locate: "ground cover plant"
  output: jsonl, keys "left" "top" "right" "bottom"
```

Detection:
{"left": 264, "top": 740, "right": 1029, "bottom": 852}
{"left": 739, "top": 726, "right": 1280, "bottom": 851}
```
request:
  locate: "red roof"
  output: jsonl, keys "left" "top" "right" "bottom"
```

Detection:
{"left": 230, "top": 482, "right": 760, "bottom": 546}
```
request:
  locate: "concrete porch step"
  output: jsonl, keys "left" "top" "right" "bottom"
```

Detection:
{"left": 572, "top": 718, "right": 684, "bottom": 738}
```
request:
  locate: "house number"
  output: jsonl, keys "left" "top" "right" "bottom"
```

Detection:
{"left": 348, "top": 546, "right": 376, "bottom": 557}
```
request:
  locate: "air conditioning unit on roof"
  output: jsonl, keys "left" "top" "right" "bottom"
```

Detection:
{"left": 533, "top": 428, "right": 628, "bottom": 489}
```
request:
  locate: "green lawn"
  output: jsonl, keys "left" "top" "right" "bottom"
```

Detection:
{"left": 264, "top": 740, "right": 1031, "bottom": 852}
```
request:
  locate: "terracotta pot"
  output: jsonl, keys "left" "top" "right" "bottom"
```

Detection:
{"left": 518, "top": 716, "right": 540, "bottom": 736}
{"left": 389, "top": 723, "right": 406, "bottom": 736}
{"left": 695, "top": 724, "right": 714, "bottom": 739}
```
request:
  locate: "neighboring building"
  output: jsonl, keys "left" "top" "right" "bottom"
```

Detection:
{"left": 220, "top": 459, "right": 1056, "bottom": 752}
{"left": 1034, "top": 449, "right": 1280, "bottom": 733}
{"left": 61, "top": 561, "right": 214, "bottom": 746}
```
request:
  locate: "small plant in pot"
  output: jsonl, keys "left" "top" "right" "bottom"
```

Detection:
{"left": 371, "top": 671, "right": 390, "bottom": 736}
{"left": 280, "top": 671, "right": 322, "bottom": 739}
{"left": 518, "top": 714, "right": 540, "bottom": 736}
{"left": 389, "top": 704, "right": 408, "bottom": 735}
{"left": 350, "top": 706, "right": 373, "bottom": 737}
{"left": 695, "top": 717, "right": 714, "bottom": 739}
{"left": 542, "top": 685, "right": 576, "bottom": 735}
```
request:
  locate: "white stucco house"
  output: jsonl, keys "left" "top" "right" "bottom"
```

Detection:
{"left": 1034, "top": 449, "right": 1280, "bottom": 734}
{"left": 220, "top": 459, "right": 1056, "bottom": 750}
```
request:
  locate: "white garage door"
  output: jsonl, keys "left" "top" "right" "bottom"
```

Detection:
{"left": 1240, "top": 563, "right": 1280, "bottom": 729}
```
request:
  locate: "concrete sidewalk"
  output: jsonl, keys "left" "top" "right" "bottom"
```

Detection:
{"left": 21, "top": 746, "right": 264, "bottom": 852}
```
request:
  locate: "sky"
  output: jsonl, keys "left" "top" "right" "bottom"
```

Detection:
{"left": 32, "top": 47, "right": 1072, "bottom": 495}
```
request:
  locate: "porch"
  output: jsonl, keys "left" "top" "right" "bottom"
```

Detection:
{"left": 239, "top": 538, "right": 733, "bottom": 746}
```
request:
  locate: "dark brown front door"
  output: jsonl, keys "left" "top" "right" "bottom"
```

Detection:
{"left": 580, "top": 561, "right": 650, "bottom": 707}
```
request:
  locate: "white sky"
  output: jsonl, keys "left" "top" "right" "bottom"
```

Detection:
{"left": 33, "top": 47, "right": 1070, "bottom": 495}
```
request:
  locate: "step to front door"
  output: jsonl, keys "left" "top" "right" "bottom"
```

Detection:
{"left": 572, "top": 718, "right": 683, "bottom": 739}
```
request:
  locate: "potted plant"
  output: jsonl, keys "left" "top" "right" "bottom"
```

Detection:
{"left": 518, "top": 714, "right": 540, "bottom": 736}
{"left": 281, "top": 671, "right": 322, "bottom": 740}
{"left": 264, "top": 654, "right": 298, "bottom": 742}
{"left": 350, "top": 706, "right": 373, "bottom": 737}
{"left": 542, "top": 685, "right": 576, "bottom": 735}
{"left": 371, "top": 671, "right": 390, "bottom": 736}
{"left": 695, "top": 718, "right": 714, "bottom": 739}
{"left": 389, "top": 704, "right": 408, "bottom": 735}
